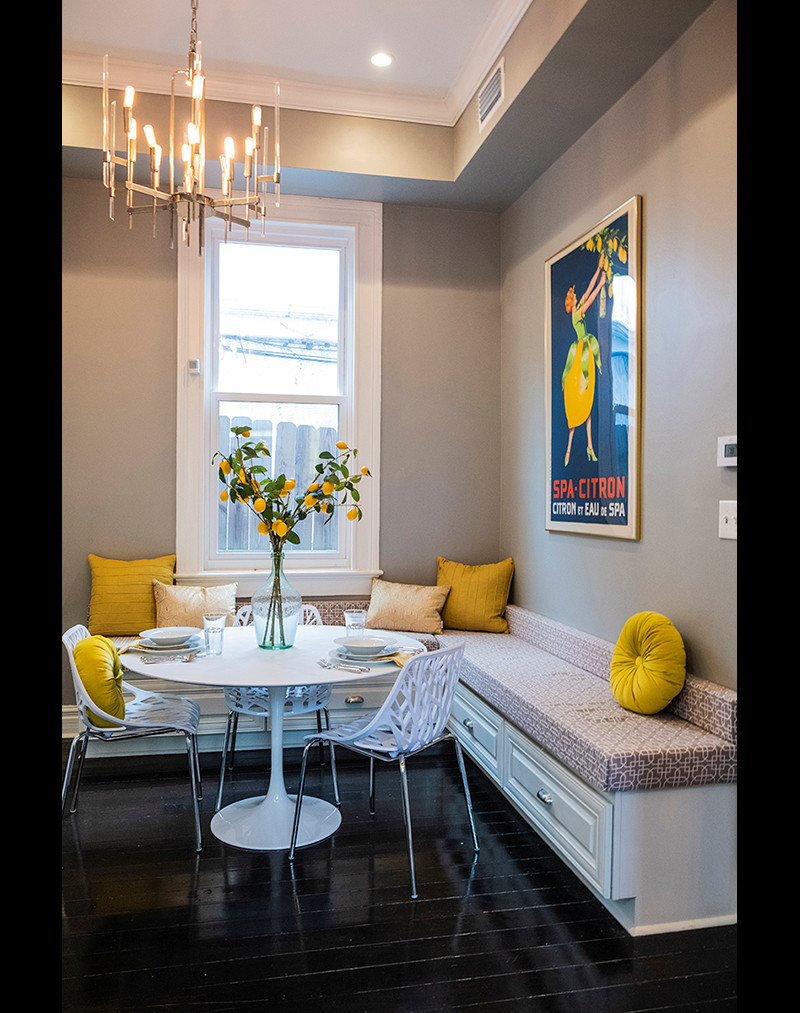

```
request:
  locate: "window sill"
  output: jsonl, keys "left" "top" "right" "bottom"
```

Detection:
{"left": 176, "top": 568, "right": 382, "bottom": 599}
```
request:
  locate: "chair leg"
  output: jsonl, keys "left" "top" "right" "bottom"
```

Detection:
{"left": 62, "top": 733, "right": 82, "bottom": 815}
{"left": 185, "top": 733, "right": 203, "bottom": 853}
{"left": 453, "top": 738, "right": 480, "bottom": 853}
{"left": 216, "top": 711, "right": 235, "bottom": 812}
{"left": 288, "top": 740, "right": 314, "bottom": 861}
{"left": 397, "top": 756, "right": 418, "bottom": 899}
{"left": 369, "top": 757, "right": 376, "bottom": 815}
{"left": 228, "top": 712, "right": 239, "bottom": 769}
{"left": 69, "top": 735, "right": 90, "bottom": 814}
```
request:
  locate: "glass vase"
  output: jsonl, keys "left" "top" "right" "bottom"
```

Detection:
{"left": 251, "top": 552, "right": 302, "bottom": 650}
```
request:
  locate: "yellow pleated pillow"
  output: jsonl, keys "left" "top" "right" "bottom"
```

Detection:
{"left": 72, "top": 635, "right": 126, "bottom": 728}
{"left": 88, "top": 553, "right": 177, "bottom": 635}
{"left": 610, "top": 612, "right": 686, "bottom": 714}
{"left": 437, "top": 556, "right": 515, "bottom": 633}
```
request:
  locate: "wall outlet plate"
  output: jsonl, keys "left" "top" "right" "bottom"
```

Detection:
{"left": 719, "top": 500, "right": 737, "bottom": 540}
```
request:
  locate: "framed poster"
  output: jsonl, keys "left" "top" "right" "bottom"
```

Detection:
{"left": 545, "top": 196, "right": 641, "bottom": 539}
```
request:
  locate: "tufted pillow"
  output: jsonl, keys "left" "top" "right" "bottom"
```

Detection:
{"left": 72, "top": 635, "right": 126, "bottom": 728}
{"left": 437, "top": 556, "right": 514, "bottom": 633}
{"left": 365, "top": 578, "right": 451, "bottom": 634}
{"left": 153, "top": 581, "right": 238, "bottom": 628}
{"left": 88, "top": 554, "right": 177, "bottom": 635}
{"left": 610, "top": 611, "right": 686, "bottom": 714}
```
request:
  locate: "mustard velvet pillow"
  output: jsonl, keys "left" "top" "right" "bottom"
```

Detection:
{"left": 153, "top": 581, "right": 238, "bottom": 628}
{"left": 72, "top": 635, "right": 126, "bottom": 728}
{"left": 365, "top": 578, "right": 451, "bottom": 634}
{"left": 610, "top": 611, "right": 686, "bottom": 714}
{"left": 437, "top": 556, "right": 515, "bottom": 633}
{"left": 88, "top": 554, "right": 177, "bottom": 635}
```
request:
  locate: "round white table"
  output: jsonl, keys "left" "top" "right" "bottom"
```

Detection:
{"left": 121, "top": 625, "right": 425, "bottom": 852}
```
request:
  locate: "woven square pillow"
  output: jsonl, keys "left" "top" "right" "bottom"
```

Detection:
{"left": 436, "top": 556, "right": 514, "bottom": 633}
{"left": 365, "top": 578, "right": 451, "bottom": 634}
{"left": 153, "top": 580, "right": 238, "bottom": 628}
{"left": 88, "top": 553, "right": 177, "bottom": 635}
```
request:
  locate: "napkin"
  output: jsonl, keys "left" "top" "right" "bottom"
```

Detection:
{"left": 390, "top": 650, "right": 421, "bottom": 667}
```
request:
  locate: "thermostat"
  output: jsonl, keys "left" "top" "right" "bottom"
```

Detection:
{"left": 717, "top": 435, "right": 737, "bottom": 467}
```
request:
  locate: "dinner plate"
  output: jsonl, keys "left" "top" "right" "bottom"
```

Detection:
{"left": 139, "top": 626, "right": 202, "bottom": 647}
{"left": 133, "top": 637, "right": 203, "bottom": 654}
{"left": 329, "top": 646, "right": 399, "bottom": 664}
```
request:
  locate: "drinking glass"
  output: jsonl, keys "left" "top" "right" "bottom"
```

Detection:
{"left": 343, "top": 609, "right": 367, "bottom": 637}
{"left": 203, "top": 612, "right": 226, "bottom": 655}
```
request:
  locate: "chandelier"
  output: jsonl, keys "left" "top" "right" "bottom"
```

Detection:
{"left": 102, "top": 0, "right": 280, "bottom": 253}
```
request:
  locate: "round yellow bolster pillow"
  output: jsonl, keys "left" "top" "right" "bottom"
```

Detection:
{"left": 73, "top": 635, "right": 126, "bottom": 728}
{"left": 610, "top": 612, "right": 686, "bottom": 714}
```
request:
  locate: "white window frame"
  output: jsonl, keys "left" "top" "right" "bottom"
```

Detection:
{"left": 176, "top": 194, "right": 382, "bottom": 597}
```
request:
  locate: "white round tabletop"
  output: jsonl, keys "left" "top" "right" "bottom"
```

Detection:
{"left": 122, "top": 624, "right": 425, "bottom": 688}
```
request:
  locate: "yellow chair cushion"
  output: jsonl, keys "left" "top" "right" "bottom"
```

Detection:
{"left": 88, "top": 554, "right": 177, "bottom": 635}
{"left": 436, "top": 556, "right": 515, "bottom": 633}
{"left": 610, "top": 612, "right": 686, "bottom": 714}
{"left": 72, "top": 635, "right": 126, "bottom": 728}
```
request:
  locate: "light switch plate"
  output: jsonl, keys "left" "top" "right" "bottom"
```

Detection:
{"left": 719, "top": 500, "right": 737, "bottom": 540}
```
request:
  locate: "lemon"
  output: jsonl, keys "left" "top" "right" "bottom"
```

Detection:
{"left": 257, "top": 521, "right": 269, "bottom": 535}
{"left": 253, "top": 497, "right": 267, "bottom": 513}
{"left": 336, "top": 441, "right": 348, "bottom": 450}
{"left": 220, "top": 460, "right": 232, "bottom": 475}
{"left": 272, "top": 520, "right": 289, "bottom": 537}
{"left": 220, "top": 490, "right": 229, "bottom": 502}
{"left": 304, "top": 494, "right": 317, "bottom": 509}
{"left": 347, "top": 507, "right": 358, "bottom": 520}
{"left": 322, "top": 481, "right": 335, "bottom": 495}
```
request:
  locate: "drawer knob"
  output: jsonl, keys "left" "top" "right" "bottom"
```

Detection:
{"left": 462, "top": 719, "right": 474, "bottom": 731}
{"left": 536, "top": 788, "right": 553, "bottom": 806}
{"left": 345, "top": 695, "right": 364, "bottom": 705}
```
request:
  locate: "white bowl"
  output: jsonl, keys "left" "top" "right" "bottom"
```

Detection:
{"left": 334, "top": 636, "right": 393, "bottom": 656}
{"left": 139, "top": 626, "right": 201, "bottom": 647}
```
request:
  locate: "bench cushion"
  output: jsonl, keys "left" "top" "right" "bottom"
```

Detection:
{"left": 438, "top": 629, "right": 737, "bottom": 793}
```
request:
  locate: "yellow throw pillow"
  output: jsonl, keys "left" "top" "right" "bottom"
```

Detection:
{"left": 610, "top": 611, "right": 686, "bottom": 714}
{"left": 88, "top": 554, "right": 177, "bottom": 635}
{"left": 153, "top": 581, "right": 238, "bottom": 628}
{"left": 365, "top": 578, "right": 451, "bottom": 634}
{"left": 437, "top": 556, "right": 514, "bottom": 633}
{"left": 72, "top": 635, "right": 126, "bottom": 728}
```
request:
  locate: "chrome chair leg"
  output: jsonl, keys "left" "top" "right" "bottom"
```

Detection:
{"left": 216, "top": 711, "right": 236, "bottom": 812}
{"left": 369, "top": 757, "right": 376, "bottom": 814}
{"left": 185, "top": 733, "right": 203, "bottom": 852}
{"left": 69, "top": 735, "right": 90, "bottom": 814}
{"left": 227, "top": 712, "right": 239, "bottom": 769}
{"left": 288, "top": 739, "right": 314, "bottom": 861}
{"left": 397, "top": 756, "right": 418, "bottom": 899}
{"left": 453, "top": 738, "right": 479, "bottom": 853}
{"left": 62, "top": 733, "right": 82, "bottom": 815}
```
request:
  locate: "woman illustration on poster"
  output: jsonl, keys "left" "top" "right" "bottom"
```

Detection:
{"left": 561, "top": 260, "right": 605, "bottom": 465}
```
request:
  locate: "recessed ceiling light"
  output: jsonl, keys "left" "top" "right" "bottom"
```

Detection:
{"left": 370, "top": 52, "right": 393, "bottom": 68}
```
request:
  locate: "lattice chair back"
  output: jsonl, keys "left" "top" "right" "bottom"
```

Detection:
{"left": 343, "top": 643, "right": 465, "bottom": 757}
{"left": 234, "top": 603, "right": 323, "bottom": 627}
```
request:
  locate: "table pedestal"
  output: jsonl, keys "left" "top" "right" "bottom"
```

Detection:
{"left": 210, "top": 685, "right": 341, "bottom": 851}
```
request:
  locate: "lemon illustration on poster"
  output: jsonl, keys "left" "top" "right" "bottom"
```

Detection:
{"left": 545, "top": 196, "right": 640, "bottom": 540}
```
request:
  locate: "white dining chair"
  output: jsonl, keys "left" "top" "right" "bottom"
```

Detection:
{"left": 288, "top": 642, "right": 479, "bottom": 898}
{"left": 215, "top": 603, "right": 332, "bottom": 811}
{"left": 61, "top": 624, "right": 203, "bottom": 852}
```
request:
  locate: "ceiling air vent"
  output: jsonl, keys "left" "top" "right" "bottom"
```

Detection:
{"left": 477, "top": 60, "right": 504, "bottom": 132}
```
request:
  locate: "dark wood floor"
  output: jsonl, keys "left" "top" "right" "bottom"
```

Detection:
{"left": 62, "top": 742, "right": 737, "bottom": 1012}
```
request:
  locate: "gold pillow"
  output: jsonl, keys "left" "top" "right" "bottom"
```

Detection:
{"left": 72, "top": 635, "right": 126, "bottom": 728}
{"left": 437, "top": 556, "right": 514, "bottom": 633}
{"left": 88, "top": 554, "right": 177, "bottom": 635}
{"left": 365, "top": 578, "right": 451, "bottom": 634}
{"left": 153, "top": 581, "right": 238, "bottom": 628}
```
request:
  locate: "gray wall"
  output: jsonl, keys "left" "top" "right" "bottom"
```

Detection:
{"left": 498, "top": 0, "right": 736, "bottom": 687}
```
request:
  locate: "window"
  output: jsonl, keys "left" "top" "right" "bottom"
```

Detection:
{"left": 176, "top": 195, "right": 382, "bottom": 597}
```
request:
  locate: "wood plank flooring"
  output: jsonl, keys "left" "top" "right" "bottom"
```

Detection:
{"left": 62, "top": 742, "right": 737, "bottom": 1012}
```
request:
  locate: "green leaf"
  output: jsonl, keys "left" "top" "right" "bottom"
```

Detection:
{"left": 319, "top": 451, "right": 333, "bottom": 459}
{"left": 286, "top": 530, "right": 301, "bottom": 545}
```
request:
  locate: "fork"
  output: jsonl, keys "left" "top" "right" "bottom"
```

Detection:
{"left": 143, "top": 651, "right": 202, "bottom": 665}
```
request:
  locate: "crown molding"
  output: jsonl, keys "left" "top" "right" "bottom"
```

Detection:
{"left": 62, "top": 0, "right": 532, "bottom": 128}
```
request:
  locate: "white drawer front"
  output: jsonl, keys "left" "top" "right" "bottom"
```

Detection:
{"left": 449, "top": 685, "right": 502, "bottom": 782}
{"left": 504, "top": 725, "right": 612, "bottom": 896}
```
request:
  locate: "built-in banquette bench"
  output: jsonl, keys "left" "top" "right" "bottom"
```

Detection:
{"left": 85, "top": 595, "right": 736, "bottom": 936}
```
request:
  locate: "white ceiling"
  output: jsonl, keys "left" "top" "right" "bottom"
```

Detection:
{"left": 62, "top": 0, "right": 531, "bottom": 126}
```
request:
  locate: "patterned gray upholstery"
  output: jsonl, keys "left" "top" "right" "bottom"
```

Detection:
{"left": 437, "top": 605, "right": 737, "bottom": 794}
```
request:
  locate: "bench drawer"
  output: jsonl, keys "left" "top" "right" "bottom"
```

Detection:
{"left": 504, "top": 725, "right": 613, "bottom": 896}
{"left": 450, "top": 685, "right": 502, "bottom": 782}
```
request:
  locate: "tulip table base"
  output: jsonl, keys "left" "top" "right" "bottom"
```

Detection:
{"left": 210, "top": 685, "right": 341, "bottom": 851}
